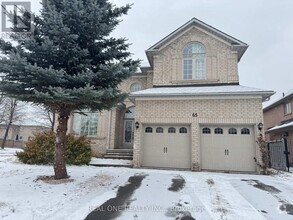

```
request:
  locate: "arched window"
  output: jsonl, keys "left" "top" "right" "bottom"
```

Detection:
{"left": 183, "top": 42, "right": 206, "bottom": 80}
{"left": 179, "top": 127, "right": 188, "bottom": 134}
{"left": 130, "top": 83, "right": 141, "bottom": 92}
{"left": 228, "top": 128, "right": 237, "bottom": 134}
{"left": 241, "top": 128, "right": 250, "bottom": 135}
{"left": 215, "top": 128, "right": 223, "bottom": 134}
{"left": 168, "top": 127, "right": 176, "bottom": 133}
{"left": 145, "top": 127, "right": 153, "bottom": 133}
{"left": 202, "top": 127, "right": 211, "bottom": 134}
{"left": 156, "top": 127, "right": 164, "bottom": 133}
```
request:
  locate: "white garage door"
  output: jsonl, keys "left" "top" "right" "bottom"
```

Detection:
{"left": 201, "top": 125, "right": 256, "bottom": 172}
{"left": 142, "top": 125, "right": 191, "bottom": 169}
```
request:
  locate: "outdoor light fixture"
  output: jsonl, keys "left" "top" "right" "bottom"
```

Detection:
{"left": 135, "top": 121, "right": 139, "bottom": 129}
{"left": 283, "top": 132, "right": 289, "bottom": 138}
{"left": 257, "top": 122, "right": 264, "bottom": 131}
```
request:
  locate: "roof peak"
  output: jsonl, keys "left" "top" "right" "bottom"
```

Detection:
{"left": 146, "top": 17, "right": 248, "bottom": 66}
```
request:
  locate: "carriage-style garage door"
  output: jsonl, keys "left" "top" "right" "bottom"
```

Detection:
{"left": 201, "top": 125, "right": 256, "bottom": 172}
{"left": 142, "top": 125, "right": 191, "bottom": 169}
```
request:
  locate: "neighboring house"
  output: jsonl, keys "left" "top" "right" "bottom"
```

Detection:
{"left": 69, "top": 18, "right": 274, "bottom": 172}
{"left": 0, "top": 124, "right": 51, "bottom": 148}
{"left": 263, "top": 90, "right": 293, "bottom": 163}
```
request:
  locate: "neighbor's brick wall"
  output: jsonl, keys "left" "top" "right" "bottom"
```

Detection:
{"left": 263, "top": 97, "right": 293, "bottom": 131}
{"left": 133, "top": 95, "right": 264, "bottom": 171}
{"left": 152, "top": 27, "right": 239, "bottom": 86}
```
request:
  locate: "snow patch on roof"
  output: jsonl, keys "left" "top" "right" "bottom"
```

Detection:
{"left": 130, "top": 85, "right": 274, "bottom": 97}
{"left": 268, "top": 121, "right": 293, "bottom": 132}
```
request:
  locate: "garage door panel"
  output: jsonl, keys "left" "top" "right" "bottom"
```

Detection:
{"left": 201, "top": 125, "right": 256, "bottom": 172}
{"left": 142, "top": 125, "right": 191, "bottom": 169}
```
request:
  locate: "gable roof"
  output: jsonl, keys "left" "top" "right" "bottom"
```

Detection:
{"left": 263, "top": 89, "right": 293, "bottom": 112}
{"left": 146, "top": 17, "right": 249, "bottom": 66}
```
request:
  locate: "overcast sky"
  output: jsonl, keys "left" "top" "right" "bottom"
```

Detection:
{"left": 30, "top": 0, "right": 293, "bottom": 102}
{"left": 107, "top": 0, "right": 293, "bottom": 103}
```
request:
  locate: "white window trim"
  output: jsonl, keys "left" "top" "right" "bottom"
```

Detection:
{"left": 73, "top": 111, "right": 98, "bottom": 137}
{"left": 284, "top": 102, "right": 292, "bottom": 115}
{"left": 182, "top": 42, "right": 206, "bottom": 80}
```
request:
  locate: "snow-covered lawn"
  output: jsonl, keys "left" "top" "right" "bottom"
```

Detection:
{"left": 1, "top": 148, "right": 293, "bottom": 220}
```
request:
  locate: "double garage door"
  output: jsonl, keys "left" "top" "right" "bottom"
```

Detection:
{"left": 142, "top": 125, "right": 191, "bottom": 169}
{"left": 201, "top": 125, "right": 256, "bottom": 172}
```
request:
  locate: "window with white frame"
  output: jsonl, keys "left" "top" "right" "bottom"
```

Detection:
{"left": 183, "top": 42, "right": 206, "bottom": 80}
{"left": 130, "top": 83, "right": 141, "bottom": 92}
{"left": 73, "top": 111, "right": 98, "bottom": 136}
{"left": 284, "top": 101, "right": 292, "bottom": 115}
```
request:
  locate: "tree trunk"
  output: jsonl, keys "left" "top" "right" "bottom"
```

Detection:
{"left": 1, "top": 99, "right": 17, "bottom": 149}
{"left": 1, "top": 122, "right": 11, "bottom": 149}
{"left": 54, "top": 111, "right": 69, "bottom": 179}
{"left": 51, "top": 111, "right": 56, "bottom": 131}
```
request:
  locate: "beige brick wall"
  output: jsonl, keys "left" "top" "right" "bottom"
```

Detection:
{"left": 133, "top": 95, "right": 264, "bottom": 171}
{"left": 152, "top": 26, "right": 239, "bottom": 86}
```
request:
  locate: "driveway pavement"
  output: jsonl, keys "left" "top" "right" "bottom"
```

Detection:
{"left": 84, "top": 169, "right": 293, "bottom": 220}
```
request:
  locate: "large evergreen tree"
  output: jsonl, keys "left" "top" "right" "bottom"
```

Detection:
{"left": 0, "top": 0, "right": 139, "bottom": 179}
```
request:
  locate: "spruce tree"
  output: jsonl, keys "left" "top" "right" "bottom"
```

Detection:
{"left": 0, "top": 0, "right": 139, "bottom": 179}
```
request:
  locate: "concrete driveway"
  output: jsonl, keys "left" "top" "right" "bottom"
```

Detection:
{"left": 84, "top": 169, "right": 293, "bottom": 220}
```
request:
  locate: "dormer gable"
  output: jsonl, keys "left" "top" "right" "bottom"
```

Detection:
{"left": 146, "top": 17, "right": 248, "bottom": 66}
{"left": 144, "top": 18, "right": 249, "bottom": 86}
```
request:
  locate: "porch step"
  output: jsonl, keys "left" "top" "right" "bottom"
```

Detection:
{"left": 103, "top": 149, "right": 133, "bottom": 160}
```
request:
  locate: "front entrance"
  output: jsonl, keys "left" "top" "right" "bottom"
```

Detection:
{"left": 122, "top": 107, "right": 135, "bottom": 149}
{"left": 123, "top": 120, "right": 134, "bottom": 148}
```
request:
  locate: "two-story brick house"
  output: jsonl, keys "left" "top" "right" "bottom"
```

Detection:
{"left": 263, "top": 90, "right": 293, "bottom": 162}
{"left": 69, "top": 18, "right": 274, "bottom": 172}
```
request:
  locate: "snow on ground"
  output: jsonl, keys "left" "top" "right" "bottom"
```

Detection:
{"left": 90, "top": 157, "right": 132, "bottom": 166}
{"left": 1, "top": 148, "right": 293, "bottom": 220}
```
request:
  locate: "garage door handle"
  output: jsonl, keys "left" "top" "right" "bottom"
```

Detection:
{"left": 166, "top": 147, "right": 167, "bottom": 153}
{"left": 163, "top": 147, "right": 168, "bottom": 153}
{"left": 227, "top": 149, "right": 229, "bottom": 155}
{"left": 225, "top": 149, "right": 229, "bottom": 155}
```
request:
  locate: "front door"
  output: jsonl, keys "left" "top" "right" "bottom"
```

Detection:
{"left": 123, "top": 119, "right": 134, "bottom": 148}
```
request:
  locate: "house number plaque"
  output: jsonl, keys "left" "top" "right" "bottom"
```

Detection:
{"left": 192, "top": 113, "right": 198, "bottom": 117}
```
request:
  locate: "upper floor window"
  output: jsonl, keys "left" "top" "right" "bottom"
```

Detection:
{"left": 183, "top": 42, "right": 206, "bottom": 80}
{"left": 130, "top": 83, "right": 141, "bottom": 92}
{"left": 73, "top": 111, "right": 98, "bottom": 136}
{"left": 284, "top": 101, "right": 292, "bottom": 115}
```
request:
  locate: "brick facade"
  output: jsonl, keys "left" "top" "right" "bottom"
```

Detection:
{"left": 132, "top": 96, "right": 264, "bottom": 170}
{"left": 152, "top": 27, "right": 239, "bottom": 86}
{"left": 264, "top": 97, "right": 293, "bottom": 132}
{"left": 68, "top": 18, "right": 271, "bottom": 172}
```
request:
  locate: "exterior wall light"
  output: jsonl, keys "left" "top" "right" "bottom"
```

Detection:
{"left": 135, "top": 121, "right": 139, "bottom": 129}
{"left": 257, "top": 122, "right": 264, "bottom": 131}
